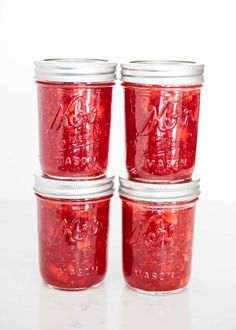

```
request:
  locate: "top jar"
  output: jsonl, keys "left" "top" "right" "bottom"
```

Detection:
{"left": 35, "top": 59, "right": 117, "bottom": 179}
{"left": 121, "top": 60, "right": 204, "bottom": 182}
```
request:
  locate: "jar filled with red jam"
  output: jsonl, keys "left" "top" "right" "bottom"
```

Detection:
{"left": 119, "top": 176, "right": 200, "bottom": 294}
{"left": 34, "top": 174, "right": 114, "bottom": 290}
{"left": 34, "top": 59, "right": 117, "bottom": 179}
{"left": 121, "top": 61, "right": 204, "bottom": 182}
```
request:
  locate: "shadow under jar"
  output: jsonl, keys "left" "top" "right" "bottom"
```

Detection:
{"left": 34, "top": 175, "right": 114, "bottom": 290}
{"left": 121, "top": 60, "right": 204, "bottom": 182}
{"left": 35, "top": 59, "right": 117, "bottom": 179}
{"left": 119, "top": 176, "right": 200, "bottom": 294}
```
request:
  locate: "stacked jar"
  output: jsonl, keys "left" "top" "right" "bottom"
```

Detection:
{"left": 119, "top": 61, "right": 205, "bottom": 294}
{"left": 34, "top": 59, "right": 117, "bottom": 290}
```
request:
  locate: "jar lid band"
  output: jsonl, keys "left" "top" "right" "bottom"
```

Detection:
{"left": 34, "top": 58, "right": 117, "bottom": 83}
{"left": 34, "top": 174, "right": 114, "bottom": 200}
{"left": 119, "top": 176, "right": 200, "bottom": 202}
{"left": 121, "top": 60, "right": 204, "bottom": 86}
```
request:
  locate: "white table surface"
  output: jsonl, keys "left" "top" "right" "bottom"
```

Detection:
{"left": 0, "top": 198, "right": 235, "bottom": 330}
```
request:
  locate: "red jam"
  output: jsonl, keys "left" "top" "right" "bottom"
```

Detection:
{"left": 123, "top": 83, "right": 201, "bottom": 181}
{"left": 37, "top": 195, "right": 111, "bottom": 290}
{"left": 37, "top": 82, "right": 114, "bottom": 178}
{"left": 121, "top": 197, "right": 196, "bottom": 292}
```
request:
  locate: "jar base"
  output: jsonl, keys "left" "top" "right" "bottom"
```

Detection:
{"left": 45, "top": 281, "right": 102, "bottom": 291}
{"left": 43, "top": 173, "right": 106, "bottom": 181}
{"left": 128, "top": 176, "right": 192, "bottom": 184}
{"left": 127, "top": 283, "right": 185, "bottom": 296}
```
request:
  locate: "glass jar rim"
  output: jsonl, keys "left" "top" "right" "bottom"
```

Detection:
{"left": 121, "top": 60, "right": 204, "bottom": 86}
{"left": 119, "top": 176, "right": 200, "bottom": 203}
{"left": 34, "top": 58, "right": 117, "bottom": 83}
{"left": 34, "top": 174, "right": 114, "bottom": 200}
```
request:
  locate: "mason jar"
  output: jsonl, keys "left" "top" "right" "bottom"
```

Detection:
{"left": 34, "top": 174, "right": 114, "bottom": 290}
{"left": 119, "top": 176, "right": 200, "bottom": 294}
{"left": 121, "top": 61, "right": 204, "bottom": 182}
{"left": 35, "top": 58, "right": 117, "bottom": 179}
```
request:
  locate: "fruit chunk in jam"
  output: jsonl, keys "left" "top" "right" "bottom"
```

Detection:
{"left": 37, "top": 82, "right": 114, "bottom": 178}
{"left": 37, "top": 196, "right": 111, "bottom": 290}
{"left": 123, "top": 83, "right": 201, "bottom": 181}
{"left": 121, "top": 197, "right": 196, "bottom": 292}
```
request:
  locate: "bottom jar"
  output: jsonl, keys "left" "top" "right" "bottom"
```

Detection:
{"left": 119, "top": 177, "right": 200, "bottom": 294}
{"left": 34, "top": 175, "right": 114, "bottom": 290}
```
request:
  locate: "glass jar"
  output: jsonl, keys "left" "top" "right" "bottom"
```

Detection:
{"left": 119, "top": 176, "right": 200, "bottom": 294}
{"left": 34, "top": 174, "right": 114, "bottom": 290}
{"left": 121, "top": 61, "right": 204, "bottom": 182}
{"left": 35, "top": 59, "right": 117, "bottom": 179}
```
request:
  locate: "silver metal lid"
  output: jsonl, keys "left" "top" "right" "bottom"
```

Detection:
{"left": 119, "top": 176, "right": 200, "bottom": 202}
{"left": 34, "top": 174, "right": 114, "bottom": 200}
{"left": 34, "top": 58, "right": 117, "bottom": 83}
{"left": 121, "top": 60, "right": 204, "bottom": 86}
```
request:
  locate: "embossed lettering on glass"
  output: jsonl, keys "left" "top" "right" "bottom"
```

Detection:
{"left": 34, "top": 174, "right": 114, "bottom": 290}
{"left": 121, "top": 60, "right": 204, "bottom": 181}
{"left": 119, "top": 176, "right": 200, "bottom": 294}
{"left": 35, "top": 59, "right": 117, "bottom": 178}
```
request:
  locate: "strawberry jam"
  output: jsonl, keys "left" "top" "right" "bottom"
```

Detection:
{"left": 121, "top": 198, "right": 196, "bottom": 293}
{"left": 123, "top": 84, "right": 201, "bottom": 181}
{"left": 121, "top": 61, "right": 204, "bottom": 181}
{"left": 119, "top": 177, "right": 200, "bottom": 294}
{"left": 35, "top": 59, "right": 117, "bottom": 178}
{"left": 34, "top": 175, "right": 114, "bottom": 290}
{"left": 37, "top": 82, "right": 113, "bottom": 178}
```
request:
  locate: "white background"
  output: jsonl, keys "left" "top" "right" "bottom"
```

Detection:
{"left": 1, "top": 1, "right": 236, "bottom": 330}
{"left": 0, "top": 0, "right": 236, "bottom": 201}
